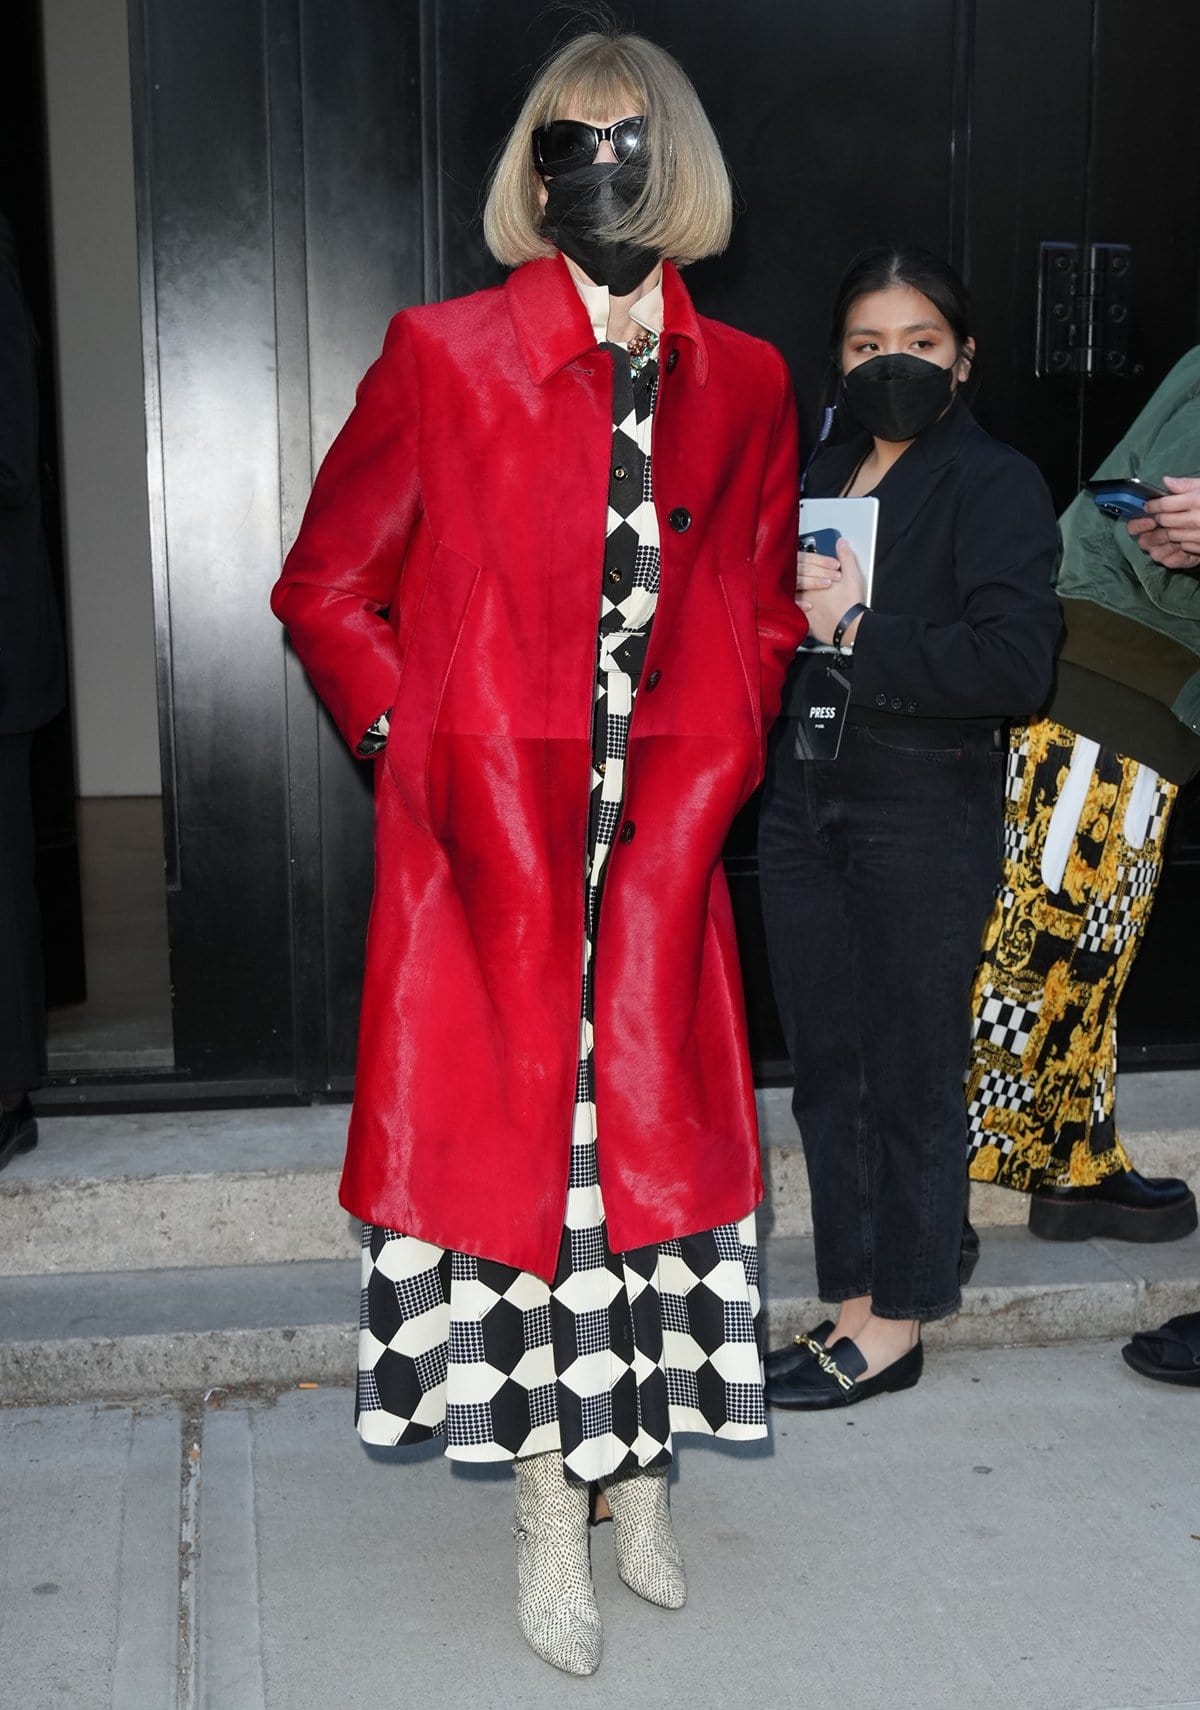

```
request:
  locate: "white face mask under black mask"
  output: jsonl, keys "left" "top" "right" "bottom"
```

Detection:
{"left": 541, "top": 161, "right": 659, "bottom": 297}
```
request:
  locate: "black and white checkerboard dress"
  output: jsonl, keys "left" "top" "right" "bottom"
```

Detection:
{"left": 356, "top": 337, "right": 765, "bottom": 1483}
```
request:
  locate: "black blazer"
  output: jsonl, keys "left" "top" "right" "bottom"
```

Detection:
{"left": 0, "top": 225, "right": 65, "bottom": 736}
{"left": 785, "top": 397, "right": 1061, "bottom": 727}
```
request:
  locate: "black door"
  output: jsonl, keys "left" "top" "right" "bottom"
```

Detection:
{"left": 3, "top": 0, "right": 86, "bottom": 1015}
{"left": 124, "top": 0, "right": 1200, "bottom": 1096}
{"left": 127, "top": 0, "right": 423, "bottom": 1092}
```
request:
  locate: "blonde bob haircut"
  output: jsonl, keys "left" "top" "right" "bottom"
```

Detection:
{"left": 483, "top": 31, "right": 733, "bottom": 269}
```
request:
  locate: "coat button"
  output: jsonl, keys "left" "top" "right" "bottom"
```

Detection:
{"left": 875, "top": 694, "right": 887, "bottom": 707}
{"left": 890, "top": 697, "right": 902, "bottom": 710}
{"left": 608, "top": 568, "right": 623, "bottom": 584}
{"left": 619, "top": 821, "right": 636, "bottom": 843}
{"left": 907, "top": 701, "right": 918, "bottom": 713}
{"left": 645, "top": 669, "right": 661, "bottom": 690}
{"left": 666, "top": 349, "right": 679, "bottom": 372}
{"left": 668, "top": 507, "right": 691, "bottom": 533}
{"left": 613, "top": 466, "right": 627, "bottom": 481}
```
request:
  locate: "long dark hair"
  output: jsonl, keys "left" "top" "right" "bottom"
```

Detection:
{"left": 809, "top": 246, "right": 976, "bottom": 458}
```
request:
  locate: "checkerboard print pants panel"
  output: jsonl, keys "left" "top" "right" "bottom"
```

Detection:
{"left": 966, "top": 718, "right": 1176, "bottom": 1192}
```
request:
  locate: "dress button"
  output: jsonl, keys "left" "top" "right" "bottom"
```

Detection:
{"left": 619, "top": 821, "right": 636, "bottom": 844}
{"left": 668, "top": 507, "right": 691, "bottom": 533}
{"left": 608, "top": 568, "right": 623, "bottom": 584}
{"left": 666, "top": 349, "right": 679, "bottom": 372}
{"left": 907, "top": 701, "right": 918, "bottom": 713}
{"left": 891, "top": 697, "right": 903, "bottom": 710}
{"left": 597, "top": 760, "right": 607, "bottom": 775}
{"left": 613, "top": 466, "right": 627, "bottom": 481}
{"left": 875, "top": 694, "right": 887, "bottom": 707}
{"left": 645, "top": 670, "right": 661, "bottom": 690}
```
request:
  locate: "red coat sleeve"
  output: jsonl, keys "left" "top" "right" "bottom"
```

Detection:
{"left": 753, "top": 350, "right": 807, "bottom": 728}
{"left": 270, "top": 313, "right": 422, "bottom": 753}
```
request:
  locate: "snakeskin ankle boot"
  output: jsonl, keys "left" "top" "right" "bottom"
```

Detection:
{"left": 513, "top": 1451, "right": 603, "bottom": 1675}
{"left": 601, "top": 1466, "right": 686, "bottom": 1609}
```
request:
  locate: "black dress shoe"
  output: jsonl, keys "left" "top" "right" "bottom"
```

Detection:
{"left": 1028, "top": 1168, "right": 1198, "bottom": 1243}
{"left": 763, "top": 1319, "right": 835, "bottom": 1380}
{"left": 765, "top": 1335, "right": 923, "bottom": 1410}
{"left": 0, "top": 1095, "right": 38, "bottom": 1173}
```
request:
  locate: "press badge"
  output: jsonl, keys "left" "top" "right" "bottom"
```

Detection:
{"left": 792, "top": 651, "right": 852, "bottom": 761}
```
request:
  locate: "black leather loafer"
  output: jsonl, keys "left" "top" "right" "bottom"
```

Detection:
{"left": 0, "top": 1095, "right": 38, "bottom": 1173}
{"left": 763, "top": 1319, "right": 835, "bottom": 1380}
{"left": 765, "top": 1336, "right": 923, "bottom": 1410}
{"left": 1028, "top": 1169, "right": 1198, "bottom": 1243}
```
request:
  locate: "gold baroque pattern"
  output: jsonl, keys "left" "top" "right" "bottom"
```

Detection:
{"left": 965, "top": 719, "right": 1175, "bottom": 1192}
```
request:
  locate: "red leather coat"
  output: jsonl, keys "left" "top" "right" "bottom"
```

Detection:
{"left": 272, "top": 255, "right": 805, "bottom": 1279}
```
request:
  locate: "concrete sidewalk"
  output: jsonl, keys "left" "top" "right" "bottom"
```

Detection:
{"left": 1, "top": 1342, "right": 1197, "bottom": 1710}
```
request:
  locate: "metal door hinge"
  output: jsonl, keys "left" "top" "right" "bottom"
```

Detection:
{"left": 1036, "top": 241, "right": 1132, "bottom": 378}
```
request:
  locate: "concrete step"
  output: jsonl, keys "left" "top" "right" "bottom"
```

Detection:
{"left": 5, "top": 1075, "right": 1199, "bottom": 1275}
{"left": 2, "top": 1228, "right": 1198, "bottom": 1406}
{"left": 2, "top": 1105, "right": 355, "bottom": 1276}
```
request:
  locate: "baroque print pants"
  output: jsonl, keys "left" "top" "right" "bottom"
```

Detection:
{"left": 966, "top": 718, "right": 1176, "bottom": 1191}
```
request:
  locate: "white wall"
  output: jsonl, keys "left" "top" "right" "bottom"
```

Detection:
{"left": 41, "top": 0, "right": 159, "bottom": 797}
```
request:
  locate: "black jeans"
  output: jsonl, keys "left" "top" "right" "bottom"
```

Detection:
{"left": 758, "top": 718, "right": 1003, "bottom": 1322}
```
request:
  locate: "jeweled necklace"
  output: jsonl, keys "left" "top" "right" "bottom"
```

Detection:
{"left": 626, "top": 328, "right": 658, "bottom": 377}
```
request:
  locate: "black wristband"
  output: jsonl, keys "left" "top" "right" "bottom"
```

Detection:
{"left": 832, "top": 602, "right": 868, "bottom": 652}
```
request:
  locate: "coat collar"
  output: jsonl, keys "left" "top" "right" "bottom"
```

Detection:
{"left": 808, "top": 395, "right": 976, "bottom": 559}
{"left": 505, "top": 254, "right": 709, "bottom": 387}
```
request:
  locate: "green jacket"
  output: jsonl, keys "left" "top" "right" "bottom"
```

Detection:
{"left": 1051, "top": 346, "right": 1200, "bottom": 777}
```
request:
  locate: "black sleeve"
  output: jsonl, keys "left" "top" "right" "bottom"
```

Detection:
{"left": 850, "top": 453, "right": 1062, "bottom": 720}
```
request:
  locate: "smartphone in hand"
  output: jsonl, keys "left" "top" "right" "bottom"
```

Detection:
{"left": 799, "top": 526, "right": 842, "bottom": 558}
{"left": 1085, "top": 476, "right": 1166, "bottom": 520}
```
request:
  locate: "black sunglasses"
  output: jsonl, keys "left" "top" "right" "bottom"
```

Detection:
{"left": 532, "top": 115, "right": 645, "bottom": 177}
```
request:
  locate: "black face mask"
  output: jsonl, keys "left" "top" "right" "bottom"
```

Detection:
{"left": 841, "top": 352, "right": 957, "bottom": 442}
{"left": 541, "top": 160, "right": 659, "bottom": 297}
